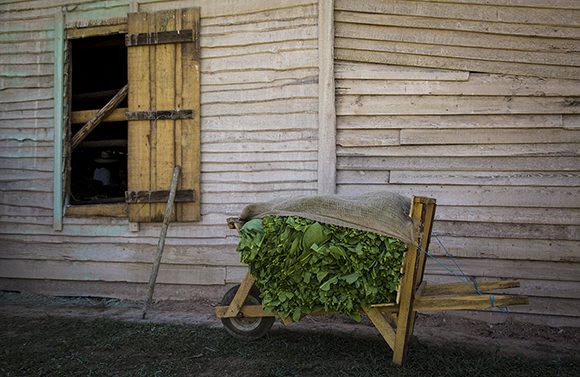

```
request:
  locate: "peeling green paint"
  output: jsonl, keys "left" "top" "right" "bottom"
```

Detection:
{"left": 53, "top": 12, "right": 64, "bottom": 232}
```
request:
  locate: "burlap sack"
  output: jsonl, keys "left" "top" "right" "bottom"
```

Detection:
{"left": 239, "top": 191, "right": 416, "bottom": 244}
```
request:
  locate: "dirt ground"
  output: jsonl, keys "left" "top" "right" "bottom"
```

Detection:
{"left": 1, "top": 292, "right": 578, "bottom": 362}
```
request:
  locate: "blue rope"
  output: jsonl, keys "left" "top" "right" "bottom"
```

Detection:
{"left": 416, "top": 237, "right": 511, "bottom": 314}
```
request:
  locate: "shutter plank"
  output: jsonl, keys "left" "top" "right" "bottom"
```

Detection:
{"left": 127, "top": 12, "right": 152, "bottom": 222}
{"left": 152, "top": 10, "right": 177, "bottom": 222}
{"left": 174, "top": 8, "right": 184, "bottom": 221}
{"left": 179, "top": 8, "right": 201, "bottom": 221}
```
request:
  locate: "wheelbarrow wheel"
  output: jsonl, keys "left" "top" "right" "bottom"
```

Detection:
{"left": 220, "top": 284, "right": 275, "bottom": 340}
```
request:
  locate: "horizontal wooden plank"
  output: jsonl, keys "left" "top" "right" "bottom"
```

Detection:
{"left": 202, "top": 49, "right": 317, "bottom": 72}
{"left": 0, "top": 233, "right": 239, "bottom": 248}
{"left": 336, "top": 74, "right": 580, "bottom": 97}
{"left": 401, "top": 128, "right": 580, "bottom": 145}
{"left": 334, "top": 9, "right": 580, "bottom": 39}
{"left": 390, "top": 170, "right": 580, "bottom": 186}
{"left": 65, "top": 203, "right": 127, "bottom": 218}
{"left": 200, "top": 3, "right": 316, "bottom": 26}
{"left": 201, "top": 67, "right": 317, "bottom": 86}
{"left": 201, "top": 17, "right": 317, "bottom": 40}
{"left": 226, "top": 265, "right": 249, "bottom": 284}
{"left": 0, "top": 109, "right": 52, "bottom": 121}
{"left": 202, "top": 160, "right": 317, "bottom": 172}
{"left": 0, "top": 178, "right": 52, "bottom": 191}
{"left": 0, "top": 88, "right": 53, "bottom": 105}
{"left": 563, "top": 115, "right": 580, "bottom": 129}
{"left": 337, "top": 95, "right": 580, "bottom": 116}
{"left": 0, "top": 53, "right": 53, "bottom": 66}
{"left": 0, "top": 127, "right": 52, "bottom": 142}
{"left": 201, "top": 140, "right": 316, "bottom": 153}
{"left": 433, "top": 221, "right": 580, "bottom": 241}
{"left": 203, "top": 182, "right": 317, "bottom": 193}
{"left": 0, "top": 259, "right": 225, "bottom": 285}
{"left": 71, "top": 108, "right": 127, "bottom": 123}
{"left": 0, "top": 75, "right": 53, "bottom": 91}
{"left": 0, "top": 220, "right": 233, "bottom": 240}
{"left": 201, "top": 113, "right": 317, "bottom": 132}
{"left": 0, "top": 240, "right": 239, "bottom": 266}
{"left": 0, "top": 204, "right": 52, "bottom": 217}
{"left": 334, "top": 62, "right": 469, "bottom": 81}
{"left": 0, "top": 157, "right": 52, "bottom": 171}
{"left": 0, "top": 145, "right": 52, "bottom": 158}
{"left": 0, "top": 278, "right": 226, "bottom": 302}
{"left": 335, "top": 0, "right": 580, "bottom": 27}
{"left": 336, "top": 184, "right": 580, "bottom": 208}
{"left": 202, "top": 83, "right": 317, "bottom": 104}
{"left": 429, "top": 235, "right": 580, "bottom": 262}
{"left": 0, "top": 191, "right": 51, "bottom": 209}
{"left": 201, "top": 151, "right": 318, "bottom": 163}
{"left": 202, "top": 170, "right": 317, "bottom": 183}
{"left": 337, "top": 114, "right": 564, "bottom": 129}
{"left": 337, "top": 129, "right": 400, "bottom": 147}
{"left": 335, "top": 22, "right": 580, "bottom": 53}
{"left": 436, "top": 206, "right": 580, "bottom": 226}
{"left": 201, "top": 98, "right": 317, "bottom": 117}
{"left": 200, "top": 190, "right": 317, "bottom": 205}
{"left": 336, "top": 35, "right": 580, "bottom": 68}
{"left": 338, "top": 156, "right": 580, "bottom": 171}
{"left": 337, "top": 170, "right": 390, "bottom": 185}
{"left": 338, "top": 143, "right": 580, "bottom": 158}
{"left": 424, "top": 275, "right": 580, "bottom": 300}
{"left": 336, "top": 48, "right": 580, "bottom": 80}
{"left": 0, "top": 97, "right": 52, "bottom": 112}
{"left": 425, "top": 257, "right": 579, "bottom": 282}
{"left": 202, "top": 72, "right": 317, "bottom": 93}
{"left": 202, "top": 130, "right": 317, "bottom": 144}
{"left": 203, "top": 41, "right": 318, "bottom": 61}
{"left": 418, "top": 0, "right": 580, "bottom": 10}
{"left": 201, "top": 25, "right": 316, "bottom": 48}
{"left": 141, "top": 0, "right": 314, "bottom": 18}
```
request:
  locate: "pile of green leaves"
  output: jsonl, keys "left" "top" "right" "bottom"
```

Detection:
{"left": 238, "top": 216, "right": 406, "bottom": 321}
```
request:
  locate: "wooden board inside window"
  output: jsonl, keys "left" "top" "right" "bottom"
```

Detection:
{"left": 127, "top": 8, "right": 200, "bottom": 222}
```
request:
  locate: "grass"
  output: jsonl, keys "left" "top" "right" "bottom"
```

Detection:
{"left": 0, "top": 315, "right": 577, "bottom": 377}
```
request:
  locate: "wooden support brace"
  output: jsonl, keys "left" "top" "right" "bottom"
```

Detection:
{"left": 71, "top": 84, "right": 128, "bottom": 149}
{"left": 364, "top": 307, "right": 396, "bottom": 350}
{"left": 223, "top": 272, "right": 256, "bottom": 318}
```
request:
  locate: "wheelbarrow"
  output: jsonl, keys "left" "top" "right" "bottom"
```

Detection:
{"left": 215, "top": 196, "right": 528, "bottom": 366}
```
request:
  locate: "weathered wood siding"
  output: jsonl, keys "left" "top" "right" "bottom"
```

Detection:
{"left": 0, "top": 0, "right": 318, "bottom": 299}
{"left": 335, "top": 0, "right": 580, "bottom": 325}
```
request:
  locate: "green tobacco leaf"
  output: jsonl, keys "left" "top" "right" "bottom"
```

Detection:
{"left": 237, "top": 216, "right": 406, "bottom": 322}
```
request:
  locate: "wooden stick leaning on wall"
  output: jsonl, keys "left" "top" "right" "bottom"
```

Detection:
{"left": 142, "top": 165, "right": 182, "bottom": 319}
{"left": 71, "top": 84, "right": 128, "bottom": 149}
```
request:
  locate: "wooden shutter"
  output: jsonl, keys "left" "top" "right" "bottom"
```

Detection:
{"left": 126, "top": 8, "right": 200, "bottom": 222}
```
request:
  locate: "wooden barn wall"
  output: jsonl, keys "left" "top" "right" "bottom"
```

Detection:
{"left": 334, "top": 0, "right": 580, "bottom": 326}
{"left": 0, "top": 0, "right": 318, "bottom": 299}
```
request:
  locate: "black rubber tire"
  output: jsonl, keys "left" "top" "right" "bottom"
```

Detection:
{"left": 220, "top": 284, "right": 275, "bottom": 340}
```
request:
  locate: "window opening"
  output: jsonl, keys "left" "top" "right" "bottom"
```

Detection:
{"left": 69, "top": 34, "right": 128, "bottom": 205}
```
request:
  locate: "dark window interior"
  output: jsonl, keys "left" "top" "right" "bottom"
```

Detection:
{"left": 70, "top": 34, "right": 128, "bottom": 205}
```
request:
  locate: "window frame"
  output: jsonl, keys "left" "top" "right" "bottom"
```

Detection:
{"left": 63, "top": 21, "right": 129, "bottom": 219}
